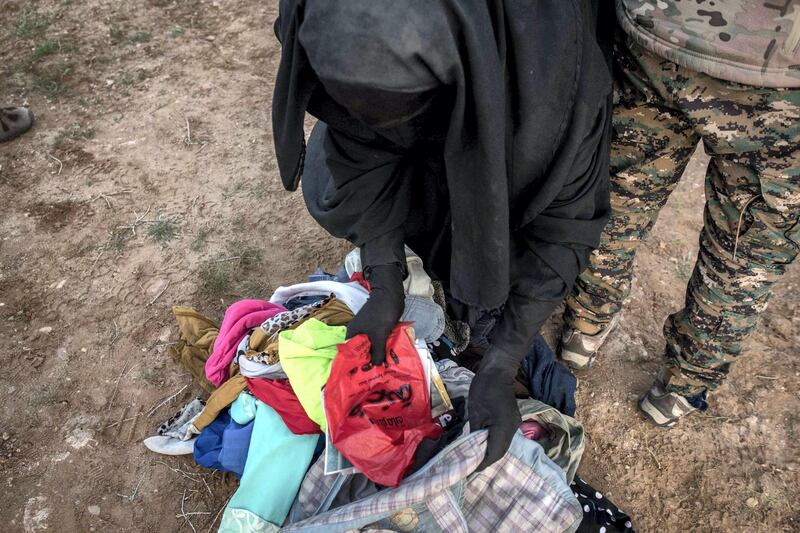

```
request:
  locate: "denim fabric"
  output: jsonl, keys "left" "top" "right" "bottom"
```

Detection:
{"left": 521, "top": 336, "right": 577, "bottom": 416}
{"left": 307, "top": 266, "right": 351, "bottom": 283}
{"left": 270, "top": 280, "right": 369, "bottom": 314}
{"left": 401, "top": 295, "right": 446, "bottom": 342}
{"left": 284, "top": 295, "right": 328, "bottom": 311}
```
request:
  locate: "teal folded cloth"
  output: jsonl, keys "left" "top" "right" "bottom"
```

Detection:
{"left": 219, "top": 393, "right": 319, "bottom": 532}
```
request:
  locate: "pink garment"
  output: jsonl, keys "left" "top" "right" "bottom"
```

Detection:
{"left": 204, "top": 299, "right": 286, "bottom": 386}
{"left": 520, "top": 420, "right": 547, "bottom": 441}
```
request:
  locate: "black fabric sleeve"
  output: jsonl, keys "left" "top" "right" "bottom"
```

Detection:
{"left": 523, "top": 95, "right": 612, "bottom": 280}
{"left": 299, "top": 75, "right": 445, "bottom": 275}
{"left": 488, "top": 97, "right": 612, "bottom": 358}
{"left": 488, "top": 243, "right": 572, "bottom": 358}
{"left": 301, "top": 122, "right": 411, "bottom": 249}
{"left": 360, "top": 226, "right": 407, "bottom": 276}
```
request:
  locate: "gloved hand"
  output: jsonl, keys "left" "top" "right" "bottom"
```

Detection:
{"left": 468, "top": 346, "right": 522, "bottom": 471}
{"left": 346, "top": 263, "right": 405, "bottom": 365}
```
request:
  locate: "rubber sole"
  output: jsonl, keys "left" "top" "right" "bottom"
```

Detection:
{"left": 637, "top": 393, "right": 677, "bottom": 429}
{"left": 559, "top": 347, "right": 594, "bottom": 370}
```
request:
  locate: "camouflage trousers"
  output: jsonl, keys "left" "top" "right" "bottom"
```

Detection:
{"left": 564, "top": 37, "right": 800, "bottom": 396}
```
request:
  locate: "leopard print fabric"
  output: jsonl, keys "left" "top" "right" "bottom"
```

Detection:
{"left": 242, "top": 295, "right": 333, "bottom": 364}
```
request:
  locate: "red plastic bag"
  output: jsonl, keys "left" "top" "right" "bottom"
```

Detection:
{"left": 325, "top": 324, "right": 443, "bottom": 487}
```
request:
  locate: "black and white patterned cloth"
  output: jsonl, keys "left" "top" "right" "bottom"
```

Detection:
{"left": 571, "top": 476, "right": 636, "bottom": 533}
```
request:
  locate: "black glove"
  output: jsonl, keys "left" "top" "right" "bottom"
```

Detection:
{"left": 468, "top": 346, "right": 522, "bottom": 471}
{"left": 346, "top": 263, "right": 405, "bottom": 365}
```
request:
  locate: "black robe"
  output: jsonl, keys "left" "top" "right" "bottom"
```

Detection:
{"left": 272, "top": 0, "right": 614, "bottom": 358}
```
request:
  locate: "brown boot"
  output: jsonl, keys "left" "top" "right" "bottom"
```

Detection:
{"left": 558, "top": 314, "right": 620, "bottom": 370}
{"left": 0, "top": 106, "right": 35, "bottom": 142}
{"left": 637, "top": 370, "right": 700, "bottom": 428}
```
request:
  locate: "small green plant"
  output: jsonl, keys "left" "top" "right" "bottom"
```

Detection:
{"left": 109, "top": 24, "right": 127, "bottom": 43}
{"left": 31, "top": 62, "right": 74, "bottom": 99}
{"left": 77, "top": 96, "right": 99, "bottom": 108}
{"left": 32, "top": 75, "right": 65, "bottom": 99}
{"left": 198, "top": 262, "right": 232, "bottom": 295}
{"left": 146, "top": 214, "right": 181, "bottom": 245}
{"left": 140, "top": 364, "right": 165, "bottom": 386}
{"left": 170, "top": 26, "right": 185, "bottom": 38}
{"left": 16, "top": 3, "right": 49, "bottom": 39}
{"left": 51, "top": 123, "right": 95, "bottom": 150}
{"left": 115, "top": 70, "right": 135, "bottom": 95}
{"left": 231, "top": 243, "right": 263, "bottom": 268}
{"left": 129, "top": 31, "right": 151, "bottom": 43}
{"left": 197, "top": 242, "right": 266, "bottom": 297}
{"left": 222, "top": 179, "right": 246, "bottom": 199}
{"left": 67, "top": 237, "right": 95, "bottom": 259}
{"left": 31, "top": 39, "right": 60, "bottom": 60}
{"left": 230, "top": 213, "right": 246, "bottom": 230}
{"left": 108, "top": 229, "right": 131, "bottom": 253}
{"left": 17, "top": 39, "right": 77, "bottom": 72}
{"left": 250, "top": 182, "right": 270, "bottom": 200}
{"left": 109, "top": 25, "right": 154, "bottom": 45}
{"left": 191, "top": 227, "right": 211, "bottom": 252}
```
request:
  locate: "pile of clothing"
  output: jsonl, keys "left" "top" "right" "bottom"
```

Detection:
{"left": 145, "top": 247, "right": 635, "bottom": 533}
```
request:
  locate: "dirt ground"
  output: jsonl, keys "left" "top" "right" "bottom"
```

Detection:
{"left": 1, "top": 1, "right": 798, "bottom": 532}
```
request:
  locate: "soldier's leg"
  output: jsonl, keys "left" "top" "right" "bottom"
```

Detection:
{"left": 564, "top": 40, "right": 699, "bottom": 338}
{"left": 662, "top": 86, "right": 800, "bottom": 396}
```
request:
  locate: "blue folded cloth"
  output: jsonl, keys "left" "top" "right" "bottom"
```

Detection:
{"left": 193, "top": 408, "right": 254, "bottom": 478}
{"left": 308, "top": 266, "right": 351, "bottom": 283}
{"left": 521, "top": 335, "right": 577, "bottom": 416}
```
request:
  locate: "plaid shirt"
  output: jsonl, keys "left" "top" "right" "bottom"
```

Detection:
{"left": 284, "top": 429, "right": 581, "bottom": 532}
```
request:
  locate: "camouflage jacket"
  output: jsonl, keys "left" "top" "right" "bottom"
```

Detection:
{"left": 617, "top": 0, "right": 800, "bottom": 88}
